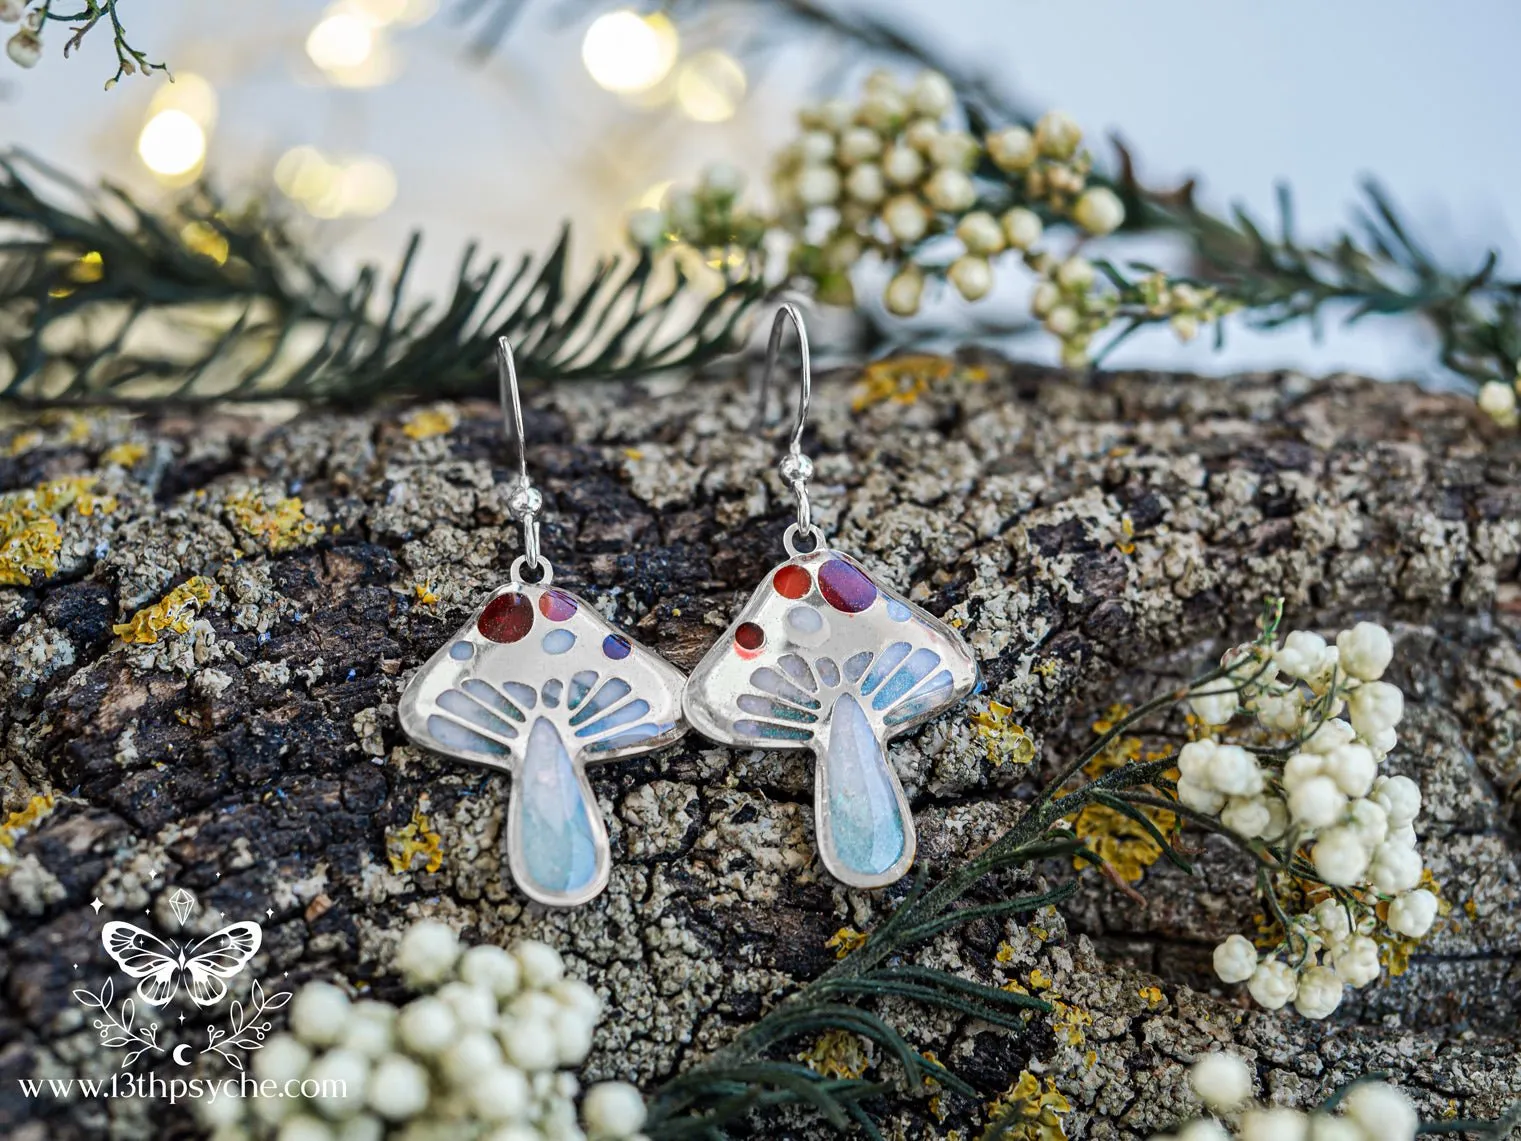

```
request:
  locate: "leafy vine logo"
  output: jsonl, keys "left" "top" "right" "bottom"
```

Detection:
{"left": 72, "top": 888, "right": 291, "bottom": 1070}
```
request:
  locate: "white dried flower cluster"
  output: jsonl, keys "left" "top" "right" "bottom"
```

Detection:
{"left": 1184, "top": 621, "right": 1438, "bottom": 1019}
{"left": 2, "top": 2, "right": 44, "bottom": 69}
{"left": 1477, "top": 367, "right": 1520, "bottom": 427}
{"left": 197, "top": 922, "right": 647, "bottom": 1141}
{"left": 623, "top": 164, "right": 767, "bottom": 300}
{"left": 1151, "top": 1053, "right": 1422, "bottom": 1141}
{"left": 770, "top": 70, "right": 1124, "bottom": 315}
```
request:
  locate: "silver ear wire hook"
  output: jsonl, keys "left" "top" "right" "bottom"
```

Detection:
{"left": 497, "top": 336, "right": 553, "bottom": 584}
{"left": 757, "top": 304, "right": 825, "bottom": 557}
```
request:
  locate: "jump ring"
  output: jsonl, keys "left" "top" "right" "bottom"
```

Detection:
{"left": 782, "top": 523, "right": 827, "bottom": 558}
{"left": 509, "top": 554, "right": 554, "bottom": 586}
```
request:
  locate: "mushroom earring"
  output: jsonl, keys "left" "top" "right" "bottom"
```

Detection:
{"left": 398, "top": 339, "right": 689, "bottom": 908}
{"left": 682, "top": 305, "right": 980, "bottom": 889}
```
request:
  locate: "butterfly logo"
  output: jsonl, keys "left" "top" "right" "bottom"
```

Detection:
{"left": 101, "top": 920, "right": 263, "bottom": 1008}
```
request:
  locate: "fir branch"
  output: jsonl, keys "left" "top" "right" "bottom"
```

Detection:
{"left": 0, "top": 152, "right": 764, "bottom": 407}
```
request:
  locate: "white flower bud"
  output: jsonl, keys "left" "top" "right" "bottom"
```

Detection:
{"left": 1275, "top": 630, "right": 1331, "bottom": 680}
{"left": 470, "top": 1066, "right": 530, "bottom": 1123}
{"left": 438, "top": 981, "right": 498, "bottom": 1031}
{"left": 255, "top": 1034, "right": 313, "bottom": 1085}
{"left": 1348, "top": 681, "right": 1404, "bottom": 736}
{"left": 1240, "top": 1108, "right": 1311, "bottom": 1141}
{"left": 1034, "top": 110, "right": 1082, "bottom": 158}
{"left": 1189, "top": 1051, "right": 1254, "bottom": 1113}
{"left": 1044, "top": 305, "right": 1080, "bottom": 338}
{"left": 929, "top": 129, "right": 979, "bottom": 171}
{"left": 881, "top": 143, "right": 925, "bottom": 187}
{"left": 796, "top": 166, "right": 841, "bottom": 207}
{"left": 663, "top": 188, "right": 699, "bottom": 230}
{"left": 903, "top": 117, "right": 943, "bottom": 154}
{"left": 1336, "top": 622, "right": 1393, "bottom": 681}
{"left": 1332, "top": 935, "right": 1382, "bottom": 988}
{"left": 1371, "top": 774, "right": 1421, "bottom": 828}
{"left": 817, "top": 98, "right": 852, "bottom": 132}
{"left": 1212, "top": 934, "right": 1258, "bottom": 983}
{"left": 1000, "top": 206, "right": 1043, "bottom": 251}
{"left": 395, "top": 920, "right": 459, "bottom": 986}
{"left": 1177, "top": 738, "right": 1218, "bottom": 784}
{"left": 858, "top": 89, "right": 908, "bottom": 133}
{"left": 1325, "top": 743, "right": 1376, "bottom": 797}
{"left": 1177, "top": 776, "right": 1225, "bottom": 815}
{"left": 366, "top": 1054, "right": 430, "bottom": 1122}
{"left": 1343, "top": 1082, "right": 1420, "bottom": 1141}
{"left": 845, "top": 162, "right": 886, "bottom": 204}
{"left": 6, "top": 29, "right": 41, "bottom": 68}
{"left": 1369, "top": 841, "right": 1422, "bottom": 894}
{"left": 397, "top": 996, "right": 457, "bottom": 1056}
{"left": 291, "top": 982, "right": 352, "bottom": 1047}
{"left": 799, "top": 130, "right": 836, "bottom": 165}
{"left": 955, "top": 210, "right": 1004, "bottom": 255}
{"left": 1288, "top": 775, "right": 1346, "bottom": 830}
{"left": 442, "top": 1031, "right": 503, "bottom": 1087}
{"left": 924, "top": 166, "right": 976, "bottom": 212}
{"left": 552, "top": 1005, "right": 596, "bottom": 1066}
{"left": 884, "top": 265, "right": 925, "bottom": 316}
{"left": 837, "top": 126, "right": 882, "bottom": 166}
{"left": 1313, "top": 898, "right": 1353, "bottom": 944}
{"left": 1365, "top": 724, "right": 1398, "bottom": 758}
{"left": 1029, "top": 280, "right": 1060, "bottom": 318}
{"left": 948, "top": 255, "right": 994, "bottom": 301}
{"left": 1282, "top": 751, "right": 1324, "bottom": 792}
{"left": 1189, "top": 685, "right": 1239, "bottom": 726}
{"left": 882, "top": 194, "right": 929, "bottom": 243}
{"left": 1303, "top": 718, "right": 1356, "bottom": 755}
{"left": 1345, "top": 797, "right": 1389, "bottom": 848}
{"left": 1478, "top": 379, "right": 1519, "bottom": 424}
{"left": 460, "top": 944, "right": 522, "bottom": 999}
{"left": 1171, "top": 314, "right": 1201, "bottom": 343}
{"left": 1056, "top": 256, "right": 1095, "bottom": 292}
{"left": 500, "top": 1016, "right": 558, "bottom": 1071}
{"left": 1221, "top": 796, "right": 1271, "bottom": 839}
{"left": 307, "top": 1049, "right": 369, "bottom": 1120}
{"left": 1207, "top": 744, "right": 1262, "bottom": 797}
{"left": 583, "top": 1081, "right": 648, "bottom": 1140}
{"left": 1247, "top": 959, "right": 1298, "bottom": 1010}
{"left": 278, "top": 1115, "right": 334, "bottom": 1141}
{"left": 1254, "top": 689, "right": 1304, "bottom": 731}
{"left": 0, "top": 1, "right": 26, "bottom": 24}
{"left": 1073, "top": 186, "right": 1125, "bottom": 235}
{"left": 987, "top": 125, "right": 1037, "bottom": 171}
{"left": 700, "top": 162, "right": 743, "bottom": 196}
{"left": 1387, "top": 888, "right": 1438, "bottom": 937}
{"left": 1292, "top": 965, "right": 1343, "bottom": 1019}
{"left": 1312, "top": 827, "right": 1369, "bottom": 886}
{"left": 908, "top": 70, "right": 955, "bottom": 117}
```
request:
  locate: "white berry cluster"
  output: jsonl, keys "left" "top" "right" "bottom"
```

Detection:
{"left": 1178, "top": 621, "right": 1439, "bottom": 1019}
{"left": 1, "top": 1, "right": 44, "bottom": 69}
{"left": 1152, "top": 1052, "right": 1422, "bottom": 1141}
{"left": 1477, "top": 365, "right": 1520, "bottom": 428}
{"left": 198, "top": 922, "right": 648, "bottom": 1141}
{"left": 624, "top": 163, "right": 768, "bottom": 299}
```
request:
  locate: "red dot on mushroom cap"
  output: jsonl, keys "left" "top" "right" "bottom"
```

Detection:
{"left": 478, "top": 592, "right": 534, "bottom": 643}
{"left": 773, "top": 564, "right": 812, "bottom": 599}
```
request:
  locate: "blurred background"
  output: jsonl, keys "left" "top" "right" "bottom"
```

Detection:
{"left": 4, "top": 0, "right": 1520, "bottom": 382}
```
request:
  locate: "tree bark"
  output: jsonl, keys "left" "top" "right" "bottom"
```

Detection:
{"left": 2, "top": 357, "right": 1519, "bottom": 1139}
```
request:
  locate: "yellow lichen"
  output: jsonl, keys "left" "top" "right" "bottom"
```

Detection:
{"left": 112, "top": 577, "right": 216, "bottom": 644}
{"left": 798, "top": 1029, "right": 871, "bottom": 1080}
{"left": 826, "top": 926, "right": 869, "bottom": 959}
{"left": 413, "top": 583, "right": 439, "bottom": 605}
{"left": 102, "top": 442, "right": 148, "bottom": 468}
{"left": 387, "top": 803, "right": 444, "bottom": 874}
{"left": 1, "top": 793, "right": 57, "bottom": 853}
{"left": 1115, "top": 515, "right": 1136, "bottom": 556}
{"left": 973, "top": 701, "right": 1037, "bottom": 767}
{"left": 5, "top": 429, "right": 42, "bottom": 456}
{"left": 981, "top": 1072, "right": 1071, "bottom": 1141}
{"left": 1, "top": 477, "right": 116, "bottom": 586}
{"left": 1138, "top": 985, "right": 1164, "bottom": 1006}
{"left": 994, "top": 942, "right": 1016, "bottom": 964}
{"left": 1050, "top": 1000, "right": 1091, "bottom": 1047}
{"left": 851, "top": 354, "right": 988, "bottom": 412}
{"left": 224, "top": 492, "right": 318, "bottom": 553}
{"left": 1066, "top": 704, "right": 1179, "bottom": 884}
{"left": 401, "top": 406, "right": 459, "bottom": 440}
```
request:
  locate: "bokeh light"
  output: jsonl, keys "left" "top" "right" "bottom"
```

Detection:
{"left": 306, "top": 9, "right": 376, "bottom": 70}
{"left": 581, "top": 10, "right": 679, "bottom": 95}
{"left": 137, "top": 109, "right": 207, "bottom": 178}
{"left": 674, "top": 50, "right": 746, "bottom": 122}
{"left": 275, "top": 146, "right": 397, "bottom": 219}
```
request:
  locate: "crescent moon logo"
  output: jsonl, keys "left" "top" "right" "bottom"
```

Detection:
{"left": 172, "top": 1043, "right": 193, "bottom": 1066}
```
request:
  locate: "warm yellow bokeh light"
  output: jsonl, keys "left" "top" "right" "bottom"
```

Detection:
{"left": 675, "top": 50, "right": 746, "bottom": 122}
{"left": 581, "top": 10, "right": 678, "bottom": 94}
{"left": 138, "top": 110, "right": 207, "bottom": 177}
{"left": 338, "top": 157, "right": 397, "bottom": 217}
{"left": 306, "top": 10, "right": 375, "bottom": 70}
{"left": 275, "top": 147, "right": 397, "bottom": 220}
{"left": 350, "top": 0, "right": 435, "bottom": 24}
{"left": 149, "top": 72, "right": 218, "bottom": 130}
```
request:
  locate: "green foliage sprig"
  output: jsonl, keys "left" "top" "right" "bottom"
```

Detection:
{"left": 0, "top": 152, "right": 763, "bottom": 405}
{"left": 2, "top": 1, "right": 165, "bottom": 85}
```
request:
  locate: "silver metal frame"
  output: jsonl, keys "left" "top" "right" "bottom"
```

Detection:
{"left": 396, "top": 338, "right": 689, "bottom": 908}
{"left": 682, "top": 306, "right": 980, "bottom": 889}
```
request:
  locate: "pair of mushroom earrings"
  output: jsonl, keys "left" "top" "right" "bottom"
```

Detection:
{"left": 399, "top": 305, "right": 980, "bottom": 907}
